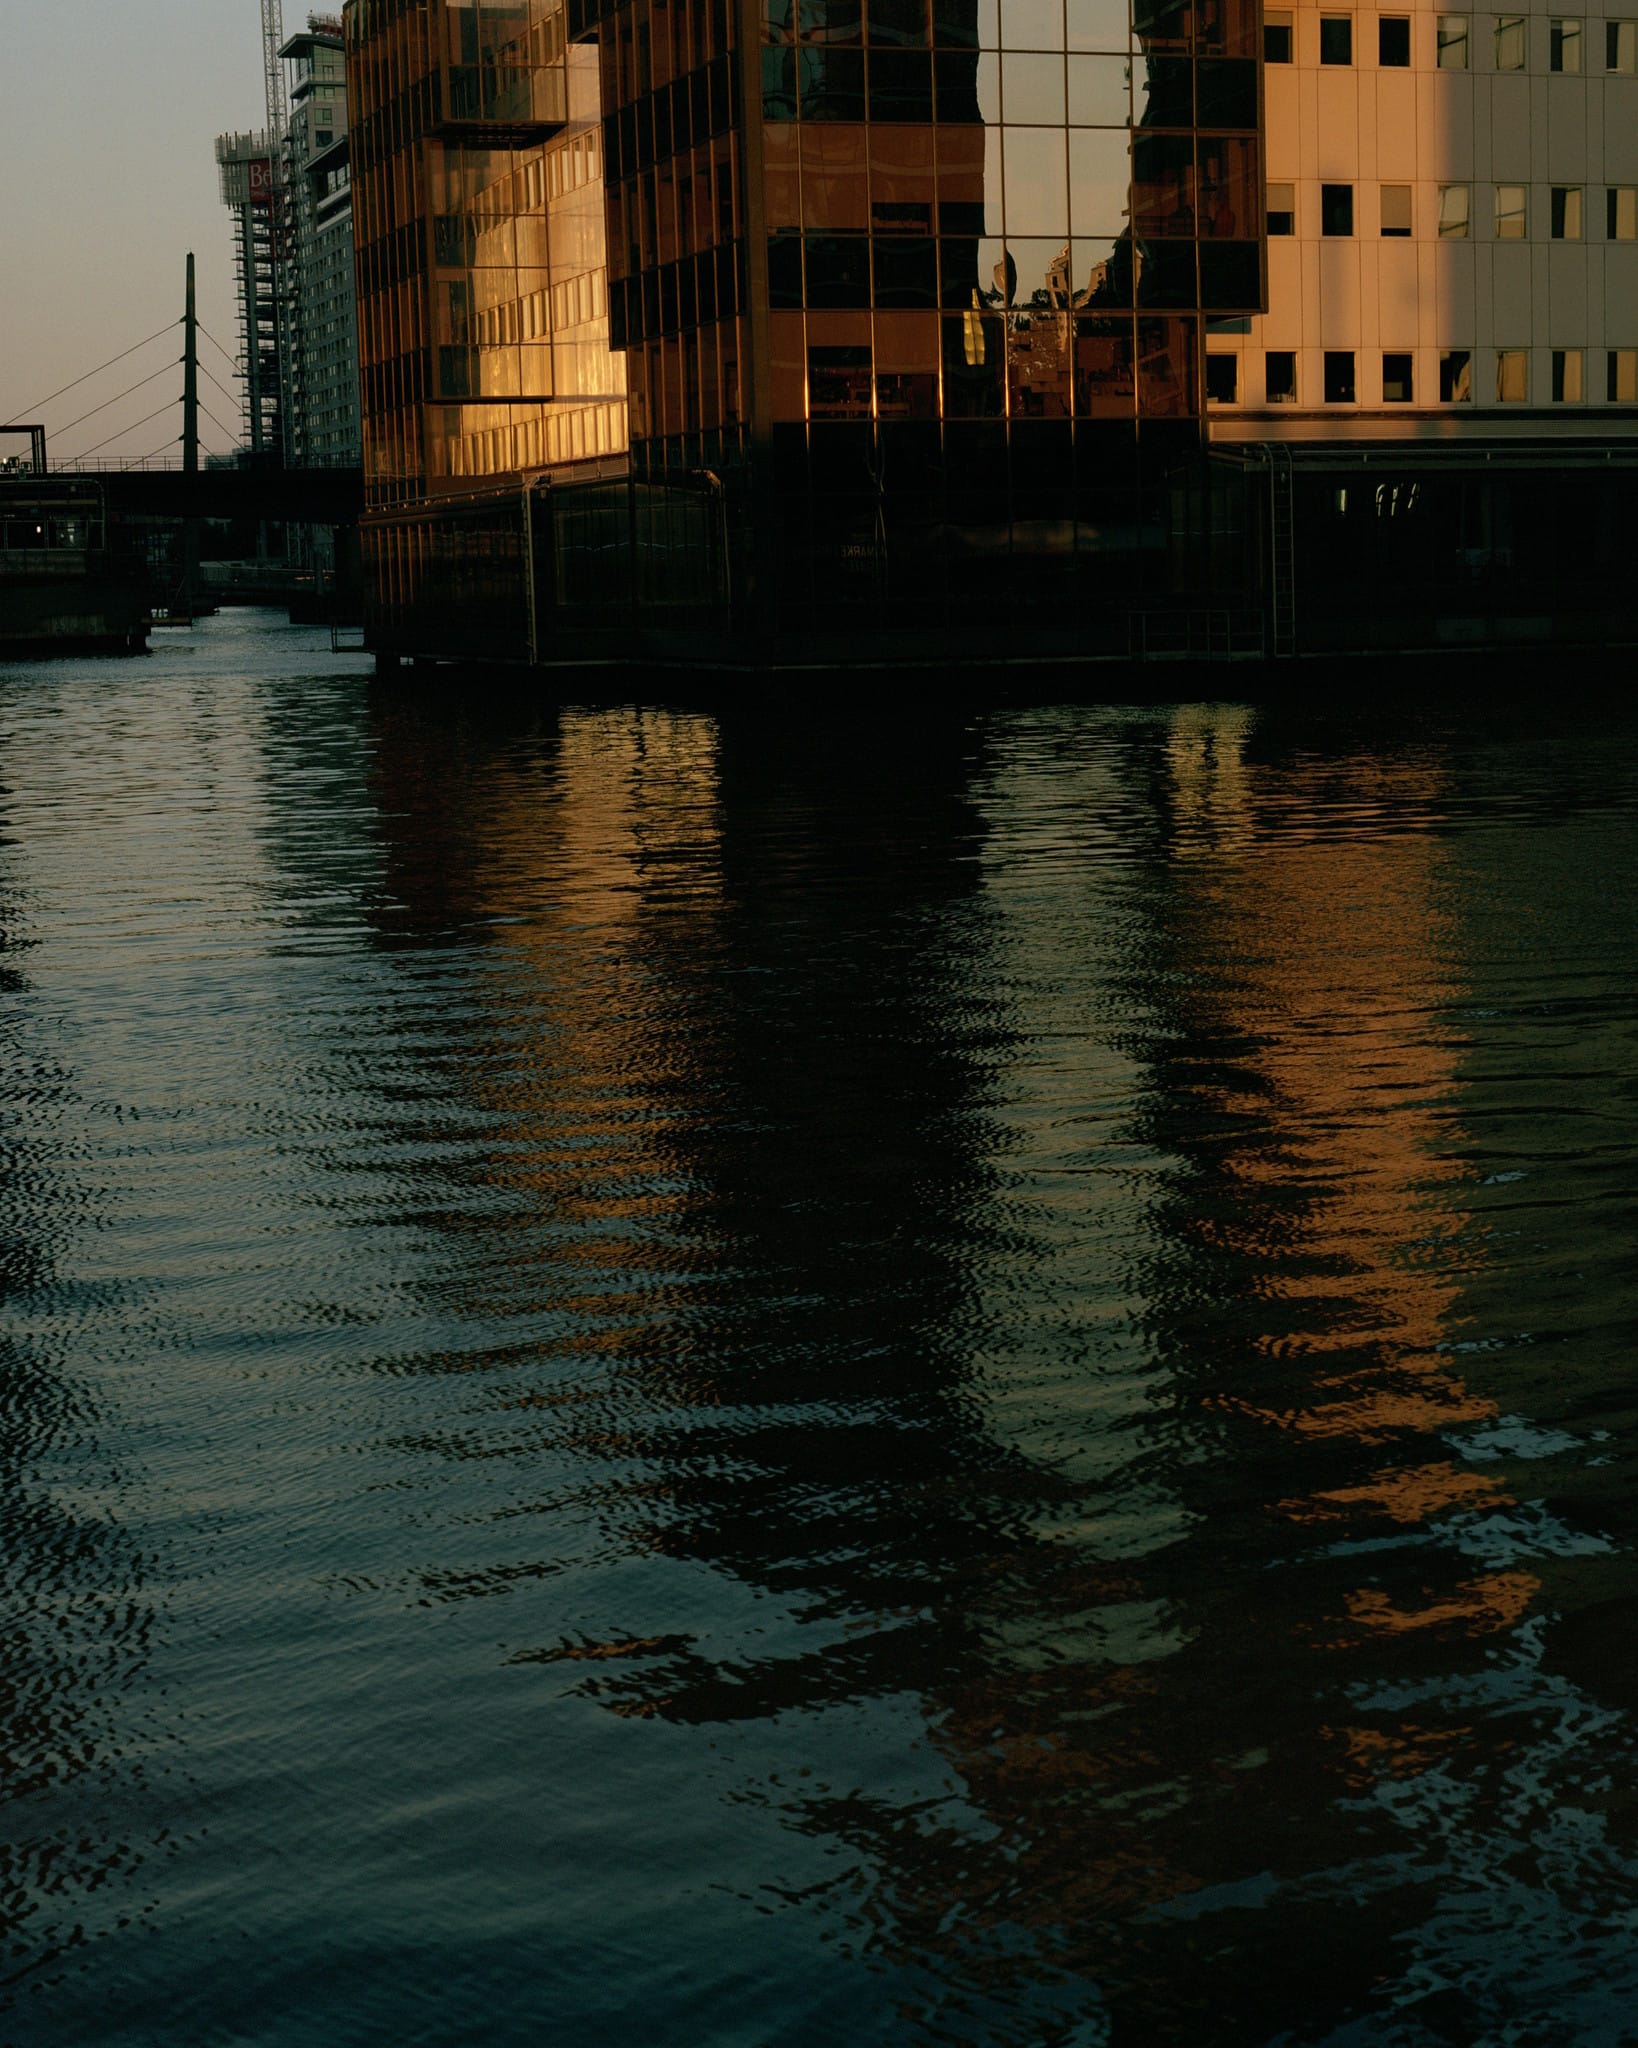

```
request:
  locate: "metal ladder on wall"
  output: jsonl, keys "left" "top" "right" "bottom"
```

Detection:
{"left": 1267, "top": 443, "right": 1297, "bottom": 658}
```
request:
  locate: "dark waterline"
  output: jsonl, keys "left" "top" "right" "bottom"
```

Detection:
{"left": 4, "top": 611, "right": 1638, "bottom": 2046}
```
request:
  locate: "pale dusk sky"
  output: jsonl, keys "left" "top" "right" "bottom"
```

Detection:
{"left": 1, "top": 1, "right": 281, "bottom": 463}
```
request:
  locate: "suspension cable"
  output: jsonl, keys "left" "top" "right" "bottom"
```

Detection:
{"left": 65, "top": 400, "right": 179, "bottom": 464}
{"left": 129, "top": 436, "right": 182, "bottom": 467}
{"left": 199, "top": 402, "right": 240, "bottom": 444}
{"left": 195, "top": 323, "right": 242, "bottom": 372}
{"left": 52, "top": 361, "right": 179, "bottom": 441}
{"left": 8, "top": 322, "right": 179, "bottom": 421}
{"left": 199, "top": 361, "right": 241, "bottom": 408}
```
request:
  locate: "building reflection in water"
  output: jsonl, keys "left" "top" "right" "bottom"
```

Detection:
{"left": 362, "top": 694, "right": 1629, "bottom": 2040}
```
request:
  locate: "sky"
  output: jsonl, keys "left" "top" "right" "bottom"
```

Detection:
{"left": 0, "top": 1, "right": 276, "bottom": 465}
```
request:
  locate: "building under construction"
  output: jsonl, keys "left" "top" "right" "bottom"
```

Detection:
{"left": 214, "top": 10, "right": 361, "bottom": 473}
{"left": 214, "top": 129, "right": 284, "bottom": 461}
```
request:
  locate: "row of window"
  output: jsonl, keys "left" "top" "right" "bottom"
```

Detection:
{"left": 760, "top": 0, "right": 1249, "bottom": 54}
{"left": 1206, "top": 346, "right": 1638, "bottom": 401}
{"left": 1266, "top": 10, "right": 1638, "bottom": 69}
{"left": 1269, "top": 182, "right": 1638, "bottom": 239}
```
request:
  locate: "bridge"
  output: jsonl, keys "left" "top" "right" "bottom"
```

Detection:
{"left": 1, "top": 254, "right": 362, "bottom": 531}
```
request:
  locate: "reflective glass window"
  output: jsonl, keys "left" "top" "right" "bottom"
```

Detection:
{"left": 1379, "top": 15, "right": 1411, "bottom": 62}
{"left": 1066, "top": 0, "right": 1130, "bottom": 49}
{"left": 1205, "top": 352, "right": 1238, "bottom": 400}
{"left": 1066, "top": 53, "right": 1129, "bottom": 124}
{"left": 1495, "top": 348, "right": 1528, "bottom": 400}
{"left": 1381, "top": 184, "right": 1412, "bottom": 234}
{"left": 1437, "top": 16, "right": 1469, "bottom": 64}
{"left": 1002, "top": 49, "right": 1067, "bottom": 120}
{"left": 1322, "top": 183, "right": 1355, "bottom": 235}
{"left": 1551, "top": 18, "right": 1581, "bottom": 68}
{"left": 1440, "top": 348, "right": 1472, "bottom": 400}
{"left": 1265, "top": 348, "right": 1296, "bottom": 401}
{"left": 1438, "top": 183, "right": 1470, "bottom": 235}
{"left": 1320, "top": 15, "right": 1353, "bottom": 62}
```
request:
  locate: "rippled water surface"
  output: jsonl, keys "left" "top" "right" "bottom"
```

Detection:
{"left": 4, "top": 612, "right": 1638, "bottom": 2046}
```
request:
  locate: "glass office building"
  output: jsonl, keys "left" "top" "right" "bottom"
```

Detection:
{"left": 347, "top": 0, "right": 1264, "bottom": 658}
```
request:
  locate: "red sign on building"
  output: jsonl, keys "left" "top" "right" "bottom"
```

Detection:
{"left": 247, "top": 158, "right": 274, "bottom": 205}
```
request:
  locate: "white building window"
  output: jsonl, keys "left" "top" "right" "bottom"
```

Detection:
{"left": 1551, "top": 17, "right": 1582, "bottom": 67}
{"left": 1438, "top": 13, "right": 1469, "bottom": 62}
{"left": 1610, "top": 187, "right": 1638, "bottom": 239}
{"left": 1320, "top": 14, "right": 1354, "bottom": 61}
{"left": 1267, "top": 181, "right": 1296, "bottom": 234}
{"left": 1610, "top": 349, "right": 1638, "bottom": 400}
{"left": 1438, "top": 184, "right": 1471, "bottom": 235}
{"left": 1551, "top": 186, "right": 1583, "bottom": 237}
{"left": 1496, "top": 349, "right": 1528, "bottom": 400}
{"left": 1552, "top": 348, "right": 1584, "bottom": 400}
{"left": 1495, "top": 184, "right": 1527, "bottom": 237}
{"left": 1440, "top": 349, "right": 1473, "bottom": 400}
{"left": 1265, "top": 9, "right": 1294, "bottom": 59}
{"left": 1607, "top": 19, "right": 1637, "bottom": 67}
{"left": 1382, "top": 351, "right": 1414, "bottom": 400}
{"left": 1494, "top": 13, "right": 1527, "bottom": 65}
{"left": 1381, "top": 184, "right": 1413, "bottom": 235}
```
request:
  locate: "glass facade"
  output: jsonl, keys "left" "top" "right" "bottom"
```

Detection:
{"left": 348, "top": 0, "right": 1264, "bottom": 651}
{"left": 347, "top": 0, "right": 626, "bottom": 507}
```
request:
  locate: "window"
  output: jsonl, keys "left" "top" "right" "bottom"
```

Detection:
{"left": 1552, "top": 348, "right": 1583, "bottom": 400}
{"left": 1267, "top": 182, "right": 1296, "bottom": 234}
{"left": 1321, "top": 15, "right": 1354, "bottom": 61}
{"left": 1322, "top": 183, "right": 1355, "bottom": 234}
{"left": 1607, "top": 19, "right": 1637, "bottom": 68}
{"left": 1379, "top": 15, "right": 1412, "bottom": 61}
{"left": 1206, "top": 354, "right": 1239, "bottom": 402}
{"left": 1610, "top": 188, "right": 1638, "bottom": 238}
{"left": 1265, "top": 9, "right": 1294, "bottom": 59}
{"left": 1438, "top": 184, "right": 1471, "bottom": 236}
{"left": 1552, "top": 187, "right": 1583, "bottom": 238}
{"left": 1381, "top": 185, "right": 1413, "bottom": 235}
{"left": 1551, "top": 17, "right": 1582, "bottom": 67}
{"left": 1324, "top": 349, "right": 1356, "bottom": 400}
{"left": 1440, "top": 348, "right": 1473, "bottom": 399}
{"left": 1496, "top": 349, "right": 1528, "bottom": 400}
{"left": 1438, "top": 13, "right": 1469, "bottom": 62}
{"left": 1494, "top": 13, "right": 1526, "bottom": 65}
{"left": 1383, "top": 351, "right": 1414, "bottom": 399}
{"left": 1495, "top": 184, "right": 1527, "bottom": 237}
{"left": 1610, "top": 349, "right": 1638, "bottom": 401}
{"left": 1266, "top": 350, "right": 1297, "bottom": 402}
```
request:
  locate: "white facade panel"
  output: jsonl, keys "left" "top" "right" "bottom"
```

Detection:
{"left": 1207, "top": 1, "right": 1638, "bottom": 416}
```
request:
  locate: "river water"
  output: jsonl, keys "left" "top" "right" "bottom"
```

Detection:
{"left": 3, "top": 611, "right": 1638, "bottom": 2046}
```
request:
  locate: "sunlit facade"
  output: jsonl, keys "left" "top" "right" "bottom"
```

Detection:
{"left": 344, "top": 0, "right": 1271, "bottom": 658}
{"left": 345, "top": 0, "right": 1638, "bottom": 663}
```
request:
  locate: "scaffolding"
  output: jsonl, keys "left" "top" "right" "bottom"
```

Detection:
{"left": 215, "top": 131, "right": 284, "bottom": 461}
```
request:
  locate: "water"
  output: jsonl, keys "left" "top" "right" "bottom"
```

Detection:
{"left": 4, "top": 612, "right": 1638, "bottom": 2046}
